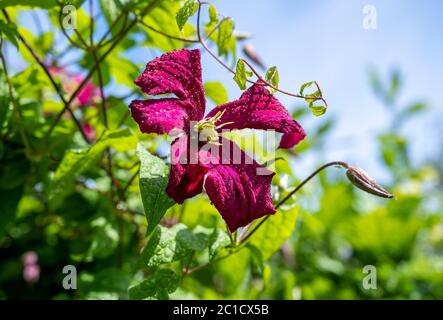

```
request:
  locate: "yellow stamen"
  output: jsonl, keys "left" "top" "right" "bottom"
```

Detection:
{"left": 216, "top": 121, "right": 234, "bottom": 129}
{"left": 193, "top": 109, "right": 233, "bottom": 145}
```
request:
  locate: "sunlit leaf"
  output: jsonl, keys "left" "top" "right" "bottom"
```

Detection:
{"left": 204, "top": 81, "right": 228, "bottom": 105}
{"left": 99, "top": 0, "right": 131, "bottom": 37}
{"left": 217, "top": 18, "right": 234, "bottom": 57}
{"left": 208, "top": 4, "right": 218, "bottom": 24}
{"left": 233, "top": 59, "right": 252, "bottom": 90}
{"left": 265, "top": 66, "right": 279, "bottom": 93}
{"left": 250, "top": 207, "right": 299, "bottom": 260}
{"left": 215, "top": 249, "right": 251, "bottom": 294}
{"left": 176, "top": 0, "right": 197, "bottom": 31}
{"left": 299, "top": 81, "right": 314, "bottom": 96}
{"left": 142, "top": 2, "right": 186, "bottom": 51}
{"left": 308, "top": 103, "right": 327, "bottom": 117}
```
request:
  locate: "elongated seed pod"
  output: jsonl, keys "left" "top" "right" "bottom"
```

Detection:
{"left": 346, "top": 166, "right": 394, "bottom": 199}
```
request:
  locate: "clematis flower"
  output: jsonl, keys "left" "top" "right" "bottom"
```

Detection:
{"left": 129, "top": 49, "right": 306, "bottom": 231}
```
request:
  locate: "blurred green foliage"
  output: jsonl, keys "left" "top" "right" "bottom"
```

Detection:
{"left": 0, "top": 0, "right": 442, "bottom": 300}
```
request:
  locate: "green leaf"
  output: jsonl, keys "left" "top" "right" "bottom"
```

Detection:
{"left": 233, "top": 59, "right": 252, "bottom": 90}
{"left": 99, "top": 0, "right": 131, "bottom": 37}
{"left": 308, "top": 103, "right": 327, "bottom": 117}
{"left": 176, "top": 227, "right": 207, "bottom": 251}
{"left": 217, "top": 18, "right": 234, "bottom": 57}
{"left": 176, "top": 0, "right": 197, "bottom": 31}
{"left": 250, "top": 207, "right": 299, "bottom": 260}
{"left": 142, "top": 2, "right": 186, "bottom": 52}
{"left": 128, "top": 269, "right": 180, "bottom": 300}
{"left": 265, "top": 66, "right": 279, "bottom": 93}
{"left": 299, "top": 81, "right": 314, "bottom": 96}
{"left": 137, "top": 143, "right": 175, "bottom": 235}
{"left": 36, "top": 31, "right": 54, "bottom": 55}
{"left": 0, "top": 0, "right": 57, "bottom": 9}
{"left": 139, "top": 224, "right": 199, "bottom": 269}
{"left": 215, "top": 249, "right": 251, "bottom": 294}
{"left": 107, "top": 54, "right": 139, "bottom": 87}
{"left": 208, "top": 4, "right": 218, "bottom": 24}
{"left": 204, "top": 81, "right": 228, "bottom": 105}
{"left": 48, "top": 128, "right": 136, "bottom": 209}
{"left": 0, "top": 20, "right": 19, "bottom": 49}
{"left": 208, "top": 228, "right": 230, "bottom": 260}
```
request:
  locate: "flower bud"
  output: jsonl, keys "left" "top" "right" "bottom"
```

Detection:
{"left": 346, "top": 166, "right": 394, "bottom": 199}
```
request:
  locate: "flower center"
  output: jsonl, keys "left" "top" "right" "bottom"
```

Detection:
{"left": 194, "top": 110, "right": 234, "bottom": 145}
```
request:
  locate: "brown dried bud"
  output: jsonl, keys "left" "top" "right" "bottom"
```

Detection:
{"left": 346, "top": 166, "right": 394, "bottom": 199}
{"left": 242, "top": 44, "right": 266, "bottom": 70}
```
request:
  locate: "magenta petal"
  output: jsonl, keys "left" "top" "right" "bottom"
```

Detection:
{"left": 166, "top": 163, "right": 208, "bottom": 203}
{"left": 129, "top": 98, "right": 190, "bottom": 134}
{"left": 204, "top": 139, "right": 276, "bottom": 232}
{"left": 166, "top": 136, "right": 209, "bottom": 203}
{"left": 206, "top": 83, "right": 306, "bottom": 148}
{"left": 134, "top": 49, "right": 206, "bottom": 121}
{"left": 165, "top": 136, "right": 276, "bottom": 231}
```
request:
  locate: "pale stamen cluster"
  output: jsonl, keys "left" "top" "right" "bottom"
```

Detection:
{"left": 194, "top": 109, "right": 234, "bottom": 146}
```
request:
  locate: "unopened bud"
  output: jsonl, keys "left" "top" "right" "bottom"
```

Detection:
{"left": 242, "top": 44, "right": 266, "bottom": 70}
{"left": 346, "top": 166, "right": 394, "bottom": 199}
